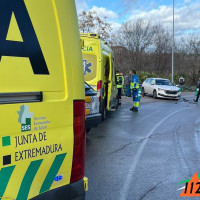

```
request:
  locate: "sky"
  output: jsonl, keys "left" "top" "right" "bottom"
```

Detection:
{"left": 75, "top": 0, "right": 200, "bottom": 36}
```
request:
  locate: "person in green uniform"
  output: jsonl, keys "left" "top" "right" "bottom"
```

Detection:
{"left": 116, "top": 71, "right": 124, "bottom": 104}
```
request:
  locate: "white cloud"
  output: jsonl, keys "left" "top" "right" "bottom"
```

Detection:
{"left": 75, "top": 0, "right": 200, "bottom": 36}
{"left": 90, "top": 6, "right": 119, "bottom": 20}
{"left": 88, "top": 6, "right": 120, "bottom": 33}
{"left": 75, "top": 1, "right": 120, "bottom": 33}
{"left": 128, "top": 2, "right": 200, "bottom": 36}
{"left": 75, "top": 0, "right": 88, "bottom": 14}
{"left": 111, "top": 22, "right": 122, "bottom": 32}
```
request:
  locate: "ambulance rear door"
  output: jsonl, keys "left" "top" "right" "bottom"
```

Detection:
{"left": 0, "top": 1, "right": 78, "bottom": 199}
{"left": 107, "top": 53, "right": 115, "bottom": 110}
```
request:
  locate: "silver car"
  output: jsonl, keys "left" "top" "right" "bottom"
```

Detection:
{"left": 142, "top": 78, "right": 181, "bottom": 99}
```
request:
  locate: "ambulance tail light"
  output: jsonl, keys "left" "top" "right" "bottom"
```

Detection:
{"left": 97, "top": 80, "right": 102, "bottom": 101}
{"left": 71, "top": 100, "right": 86, "bottom": 183}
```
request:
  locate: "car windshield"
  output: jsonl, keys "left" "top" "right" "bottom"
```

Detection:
{"left": 155, "top": 79, "right": 173, "bottom": 86}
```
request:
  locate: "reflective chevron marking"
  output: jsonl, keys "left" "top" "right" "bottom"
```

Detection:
{"left": 0, "top": 166, "right": 15, "bottom": 200}
{"left": 16, "top": 159, "right": 43, "bottom": 200}
{"left": 40, "top": 153, "right": 67, "bottom": 194}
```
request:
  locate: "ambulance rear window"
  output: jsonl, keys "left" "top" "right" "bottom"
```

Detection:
{"left": 83, "top": 54, "right": 97, "bottom": 82}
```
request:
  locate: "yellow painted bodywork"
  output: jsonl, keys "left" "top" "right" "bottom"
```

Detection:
{"left": 81, "top": 33, "right": 118, "bottom": 111}
{"left": 0, "top": 0, "right": 84, "bottom": 200}
{"left": 83, "top": 177, "right": 88, "bottom": 192}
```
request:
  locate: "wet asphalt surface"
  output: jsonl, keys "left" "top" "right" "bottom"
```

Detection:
{"left": 85, "top": 92, "right": 200, "bottom": 200}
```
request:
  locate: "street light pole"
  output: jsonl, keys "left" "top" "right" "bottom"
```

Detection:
{"left": 172, "top": 0, "right": 174, "bottom": 83}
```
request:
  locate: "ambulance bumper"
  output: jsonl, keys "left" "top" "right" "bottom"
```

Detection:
{"left": 86, "top": 113, "right": 102, "bottom": 128}
{"left": 31, "top": 179, "right": 87, "bottom": 200}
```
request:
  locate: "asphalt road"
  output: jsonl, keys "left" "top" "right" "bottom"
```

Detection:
{"left": 85, "top": 92, "right": 200, "bottom": 200}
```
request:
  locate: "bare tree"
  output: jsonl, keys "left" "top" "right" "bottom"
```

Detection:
{"left": 96, "top": 16, "right": 112, "bottom": 41}
{"left": 180, "top": 35, "right": 200, "bottom": 84}
{"left": 114, "top": 19, "right": 158, "bottom": 70}
{"left": 78, "top": 10, "right": 112, "bottom": 41}
{"left": 78, "top": 11, "right": 96, "bottom": 33}
{"left": 151, "top": 24, "right": 172, "bottom": 73}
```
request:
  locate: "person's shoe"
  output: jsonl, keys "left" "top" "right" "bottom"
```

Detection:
{"left": 132, "top": 108, "right": 138, "bottom": 112}
{"left": 194, "top": 100, "right": 198, "bottom": 102}
{"left": 130, "top": 107, "right": 134, "bottom": 111}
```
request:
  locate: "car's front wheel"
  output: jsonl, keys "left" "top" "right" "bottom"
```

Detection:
{"left": 142, "top": 87, "right": 146, "bottom": 97}
{"left": 153, "top": 90, "right": 157, "bottom": 99}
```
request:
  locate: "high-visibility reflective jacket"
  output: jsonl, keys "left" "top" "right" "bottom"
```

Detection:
{"left": 130, "top": 74, "right": 139, "bottom": 89}
{"left": 116, "top": 73, "right": 124, "bottom": 89}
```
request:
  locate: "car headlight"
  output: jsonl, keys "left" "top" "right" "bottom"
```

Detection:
{"left": 158, "top": 88, "right": 164, "bottom": 91}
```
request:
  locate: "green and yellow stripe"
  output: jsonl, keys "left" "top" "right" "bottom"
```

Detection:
{"left": 0, "top": 153, "right": 67, "bottom": 200}
{"left": 0, "top": 166, "right": 15, "bottom": 200}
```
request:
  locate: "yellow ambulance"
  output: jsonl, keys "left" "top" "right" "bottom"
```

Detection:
{"left": 81, "top": 33, "right": 118, "bottom": 120}
{"left": 0, "top": 0, "right": 87, "bottom": 199}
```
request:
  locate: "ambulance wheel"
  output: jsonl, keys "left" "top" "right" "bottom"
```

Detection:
{"left": 101, "top": 103, "right": 107, "bottom": 121}
{"left": 153, "top": 90, "right": 157, "bottom": 99}
{"left": 142, "top": 88, "right": 146, "bottom": 97}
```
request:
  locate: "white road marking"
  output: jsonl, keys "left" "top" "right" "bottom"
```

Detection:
{"left": 119, "top": 107, "right": 188, "bottom": 200}
{"left": 177, "top": 186, "right": 185, "bottom": 191}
